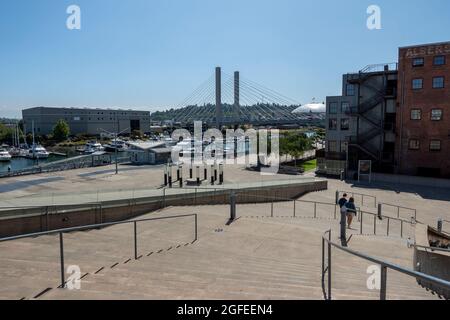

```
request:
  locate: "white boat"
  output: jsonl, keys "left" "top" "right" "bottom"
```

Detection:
{"left": 79, "top": 141, "right": 105, "bottom": 154}
{"left": 0, "top": 149, "right": 12, "bottom": 162}
{"left": 26, "top": 144, "right": 50, "bottom": 159}
{"left": 104, "top": 139, "right": 128, "bottom": 152}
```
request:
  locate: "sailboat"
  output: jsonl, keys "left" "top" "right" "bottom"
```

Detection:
{"left": 25, "top": 121, "right": 50, "bottom": 159}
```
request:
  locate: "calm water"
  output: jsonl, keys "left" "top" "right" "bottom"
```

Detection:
{"left": 0, "top": 155, "right": 66, "bottom": 173}
{"left": 0, "top": 148, "right": 133, "bottom": 174}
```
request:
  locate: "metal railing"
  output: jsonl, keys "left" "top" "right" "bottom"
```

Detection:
{"left": 321, "top": 230, "right": 450, "bottom": 300}
{"left": 337, "top": 190, "right": 377, "bottom": 208}
{"left": 231, "top": 193, "right": 339, "bottom": 220}
{"left": 0, "top": 214, "right": 198, "bottom": 289}
{"left": 359, "top": 210, "right": 413, "bottom": 239}
{"left": 413, "top": 244, "right": 450, "bottom": 253}
{"left": 378, "top": 203, "right": 417, "bottom": 221}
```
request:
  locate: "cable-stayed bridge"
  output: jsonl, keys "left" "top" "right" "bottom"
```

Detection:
{"left": 152, "top": 67, "right": 325, "bottom": 127}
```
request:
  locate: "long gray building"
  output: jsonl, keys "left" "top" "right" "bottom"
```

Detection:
{"left": 22, "top": 107, "right": 150, "bottom": 136}
{"left": 317, "top": 63, "right": 398, "bottom": 177}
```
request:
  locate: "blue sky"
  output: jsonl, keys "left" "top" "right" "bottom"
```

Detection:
{"left": 1, "top": 0, "right": 449, "bottom": 118}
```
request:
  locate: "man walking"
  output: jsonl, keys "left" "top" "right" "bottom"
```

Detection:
{"left": 338, "top": 193, "right": 348, "bottom": 247}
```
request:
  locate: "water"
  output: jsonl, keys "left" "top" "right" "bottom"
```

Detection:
{"left": 0, "top": 150, "right": 134, "bottom": 174}
{"left": 0, "top": 155, "right": 66, "bottom": 173}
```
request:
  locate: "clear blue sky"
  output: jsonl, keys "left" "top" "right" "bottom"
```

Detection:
{"left": 1, "top": 0, "right": 449, "bottom": 118}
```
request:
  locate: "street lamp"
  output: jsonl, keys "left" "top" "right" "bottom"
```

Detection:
{"left": 100, "top": 127, "right": 130, "bottom": 175}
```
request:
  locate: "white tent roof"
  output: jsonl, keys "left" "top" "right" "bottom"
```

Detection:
{"left": 292, "top": 103, "right": 326, "bottom": 114}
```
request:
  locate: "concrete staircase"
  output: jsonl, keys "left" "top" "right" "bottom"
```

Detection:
{"left": 0, "top": 192, "right": 437, "bottom": 300}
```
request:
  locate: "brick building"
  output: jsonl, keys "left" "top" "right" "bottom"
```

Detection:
{"left": 396, "top": 42, "right": 450, "bottom": 178}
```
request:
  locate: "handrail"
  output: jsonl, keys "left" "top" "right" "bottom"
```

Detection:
{"left": 414, "top": 244, "right": 450, "bottom": 253}
{"left": 379, "top": 202, "right": 417, "bottom": 220}
{"left": 337, "top": 190, "right": 377, "bottom": 208}
{"left": 321, "top": 230, "right": 450, "bottom": 300}
{"left": 0, "top": 213, "right": 198, "bottom": 290}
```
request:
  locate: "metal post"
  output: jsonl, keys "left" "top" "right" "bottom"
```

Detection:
{"left": 380, "top": 265, "right": 387, "bottom": 300}
{"left": 314, "top": 202, "right": 317, "bottom": 218}
{"left": 327, "top": 239, "right": 332, "bottom": 300}
{"left": 378, "top": 203, "right": 382, "bottom": 220}
{"left": 230, "top": 191, "right": 236, "bottom": 221}
{"left": 115, "top": 135, "right": 119, "bottom": 175}
{"left": 164, "top": 165, "right": 168, "bottom": 186}
{"left": 271, "top": 202, "right": 274, "bottom": 217}
{"left": 400, "top": 221, "right": 403, "bottom": 238}
{"left": 334, "top": 205, "right": 337, "bottom": 220}
{"left": 397, "top": 206, "right": 400, "bottom": 219}
{"left": 59, "top": 232, "right": 65, "bottom": 288}
{"left": 335, "top": 191, "right": 339, "bottom": 205}
{"left": 321, "top": 237, "right": 325, "bottom": 282}
{"left": 293, "top": 200, "right": 296, "bottom": 217}
{"left": 194, "top": 214, "right": 198, "bottom": 242}
{"left": 196, "top": 166, "right": 200, "bottom": 185}
{"left": 204, "top": 167, "right": 207, "bottom": 180}
{"left": 134, "top": 221, "right": 138, "bottom": 260}
{"left": 387, "top": 218, "right": 390, "bottom": 236}
{"left": 163, "top": 188, "right": 166, "bottom": 208}
{"left": 360, "top": 211, "right": 363, "bottom": 235}
{"left": 374, "top": 215, "right": 377, "bottom": 235}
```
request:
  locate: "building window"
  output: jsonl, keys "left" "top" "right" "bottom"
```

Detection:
{"left": 341, "top": 102, "right": 350, "bottom": 114}
{"left": 346, "top": 84, "right": 355, "bottom": 96}
{"left": 412, "top": 78, "right": 423, "bottom": 90}
{"left": 410, "top": 109, "right": 422, "bottom": 120}
{"left": 328, "top": 141, "right": 339, "bottom": 152}
{"left": 430, "top": 140, "right": 441, "bottom": 151}
{"left": 329, "top": 119, "right": 337, "bottom": 130}
{"left": 431, "top": 109, "right": 443, "bottom": 121}
{"left": 412, "top": 57, "right": 424, "bottom": 67}
{"left": 432, "top": 77, "right": 445, "bottom": 89}
{"left": 409, "top": 139, "right": 420, "bottom": 150}
{"left": 329, "top": 102, "right": 338, "bottom": 114}
{"left": 340, "top": 119, "right": 350, "bottom": 131}
{"left": 434, "top": 55, "right": 446, "bottom": 66}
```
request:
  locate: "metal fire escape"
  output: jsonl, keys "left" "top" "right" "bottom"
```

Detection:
{"left": 345, "top": 63, "right": 398, "bottom": 164}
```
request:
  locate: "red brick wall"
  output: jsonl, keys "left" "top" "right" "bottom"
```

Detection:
{"left": 396, "top": 42, "right": 450, "bottom": 177}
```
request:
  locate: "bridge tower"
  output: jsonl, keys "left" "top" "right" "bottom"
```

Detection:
{"left": 234, "top": 71, "right": 240, "bottom": 124}
{"left": 215, "top": 67, "right": 222, "bottom": 128}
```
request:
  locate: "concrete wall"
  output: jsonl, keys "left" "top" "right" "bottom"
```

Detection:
{"left": 0, "top": 180, "right": 328, "bottom": 238}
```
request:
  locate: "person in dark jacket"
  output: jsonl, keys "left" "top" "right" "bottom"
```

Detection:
{"left": 345, "top": 197, "right": 357, "bottom": 229}
{"left": 338, "top": 193, "right": 348, "bottom": 246}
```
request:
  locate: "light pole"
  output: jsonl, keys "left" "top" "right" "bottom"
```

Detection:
{"left": 100, "top": 127, "right": 129, "bottom": 175}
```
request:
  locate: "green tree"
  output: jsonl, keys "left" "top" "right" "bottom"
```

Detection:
{"left": 53, "top": 119, "right": 70, "bottom": 142}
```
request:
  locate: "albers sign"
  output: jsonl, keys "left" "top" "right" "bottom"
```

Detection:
{"left": 404, "top": 42, "right": 450, "bottom": 58}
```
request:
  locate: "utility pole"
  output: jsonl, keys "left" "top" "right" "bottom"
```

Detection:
{"left": 100, "top": 126, "right": 129, "bottom": 175}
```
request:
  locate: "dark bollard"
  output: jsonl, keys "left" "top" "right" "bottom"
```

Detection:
{"left": 179, "top": 177, "right": 183, "bottom": 188}
{"left": 164, "top": 173, "right": 168, "bottom": 186}
{"left": 219, "top": 163, "right": 224, "bottom": 184}
{"left": 177, "top": 168, "right": 180, "bottom": 181}
{"left": 196, "top": 166, "right": 200, "bottom": 185}
{"left": 214, "top": 169, "right": 217, "bottom": 182}
{"left": 168, "top": 165, "right": 173, "bottom": 188}
{"left": 230, "top": 191, "right": 236, "bottom": 221}
{"left": 204, "top": 167, "right": 207, "bottom": 180}
{"left": 189, "top": 166, "right": 193, "bottom": 179}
